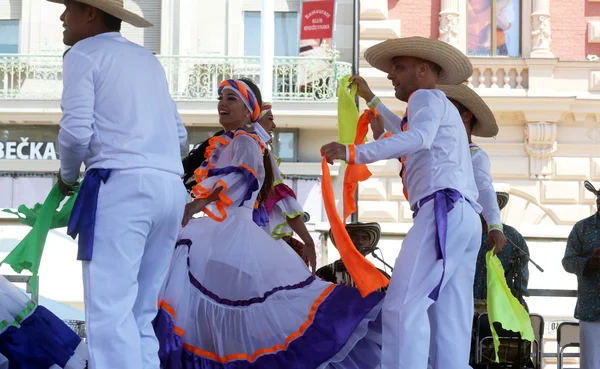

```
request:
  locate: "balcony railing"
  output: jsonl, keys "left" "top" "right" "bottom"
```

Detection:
{"left": 0, "top": 53, "right": 352, "bottom": 102}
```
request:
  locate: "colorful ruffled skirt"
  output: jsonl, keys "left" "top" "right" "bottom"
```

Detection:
{"left": 153, "top": 208, "right": 384, "bottom": 368}
{"left": 0, "top": 276, "right": 87, "bottom": 369}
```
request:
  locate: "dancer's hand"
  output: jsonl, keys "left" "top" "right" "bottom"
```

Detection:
{"left": 368, "top": 110, "right": 385, "bottom": 139}
{"left": 182, "top": 199, "right": 208, "bottom": 227}
{"left": 488, "top": 229, "right": 507, "bottom": 254}
{"left": 302, "top": 239, "right": 317, "bottom": 274}
{"left": 349, "top": 75, "right": 375, "bottom": 103}
{"left": 57, "top": 171, "right": 79, "bottom": 196}
{"left": 321, "top": 142, "right": 347, "bottom": 164}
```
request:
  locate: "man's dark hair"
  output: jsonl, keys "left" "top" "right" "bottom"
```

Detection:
{"left": 451, "top": 99, "right": 477, "bottom": 128}
{"left": 100, "top": 10, "right": 122, "bottom": 32}
{"left": 74, "top": 2, "right": 122, "bottom": 32}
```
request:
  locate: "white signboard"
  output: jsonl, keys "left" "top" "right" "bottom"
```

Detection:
{"left": 0, "top": 138, "right": 58, "bottom": 160}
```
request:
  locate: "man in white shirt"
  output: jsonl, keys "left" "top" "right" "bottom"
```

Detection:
{"left": 348, "top": 78, "right": 507, "bottom": 254}
{"left": 49, "top": 1, "right": 188, "bottom": 368}
{"left": 321, "top": 36, "right": 482, "bottom": 369}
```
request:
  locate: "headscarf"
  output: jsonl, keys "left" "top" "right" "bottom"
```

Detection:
{"left": 254, "top": 102, "right": 274, "bottom": 144}
{"left": 260, "top": 102, "right": 273, "bottom": 119}
{"left": 218, "top": 79, "right": 261, "bottom": 123}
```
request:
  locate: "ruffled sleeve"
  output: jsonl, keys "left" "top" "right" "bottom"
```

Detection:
{"left": 263, "top": 152, "right": 305, "bottom": 238}
{"left": 191, "top": 132, "right": 265, "bottom": 222}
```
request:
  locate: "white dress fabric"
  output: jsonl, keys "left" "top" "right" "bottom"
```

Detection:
{"left": 153, "top": 129, "right": 384, "bottom": 369}
{"left": 0, "top": 275, "right": 88, "bottom": 369}
{"left": 262, "top": 151, "right": 305, "bottom": 239}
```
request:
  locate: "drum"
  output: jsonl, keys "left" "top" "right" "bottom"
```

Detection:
{"left": 470, "top": 299, "right": 532, "bottom": 367}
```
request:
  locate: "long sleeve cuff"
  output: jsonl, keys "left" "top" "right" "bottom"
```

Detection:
{"left": 367, "top": 96, "right": 381, "bottom": 109}
{"left": 488, "top": 224, "right": 504, "bottom": 233}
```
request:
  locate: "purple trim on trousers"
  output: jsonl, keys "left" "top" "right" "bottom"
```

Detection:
{"left": 412, "top": 188, "right": 462, "bottom": 301}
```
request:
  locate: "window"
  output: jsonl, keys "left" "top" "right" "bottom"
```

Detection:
{"left": 272, "top": 129, "right": 297, "bottom": 162}
{"left": 243, "top": 11, "right": 299, "bottom": 57}
{"left": 467, "top": 0, "right": 521, "bottom": 57}
{"left": 0, "top": 20, "right": 19, "bottom": 53}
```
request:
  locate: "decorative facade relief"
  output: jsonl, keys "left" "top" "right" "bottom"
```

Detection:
{"left": 524, "top": 121, "right": 557, "bottom": 179}
{"left": 531, "top": 14, "right": 552, "bottom": 54}
{"left": 438, "top": 12, "right": 460, "bottom": 47}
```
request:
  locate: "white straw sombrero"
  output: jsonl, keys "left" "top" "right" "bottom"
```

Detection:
{"left": 364, "top": 36, "right": 473, "bottom": 85}
{"left": 48, "top": 0, "right": 152, "bottom": 28}
{"left": 437, "top": 83, "right": 498, "bottom": 137}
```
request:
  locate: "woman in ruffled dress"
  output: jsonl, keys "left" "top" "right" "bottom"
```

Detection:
{"left": 153, "top": 78, "right": 383, "bottom": 369}
{"left": 0, "top": 275, "right": 87, "bottom": 369}
{"left": 255, "top": 102, "right": 315, "bottom": 268}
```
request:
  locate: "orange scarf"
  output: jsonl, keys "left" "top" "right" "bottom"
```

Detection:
{"left": 321, "top": 108, "right": 390, "bottom": 297}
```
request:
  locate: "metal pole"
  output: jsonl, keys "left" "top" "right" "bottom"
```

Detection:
{"left": 350, "top": 0, "right": 360, "bottom": 223}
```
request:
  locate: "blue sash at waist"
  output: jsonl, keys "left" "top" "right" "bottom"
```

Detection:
{"left": 67, "top": 168, "right": 112, "bottom": 261}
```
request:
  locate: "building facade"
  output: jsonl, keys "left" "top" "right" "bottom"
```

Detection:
{"left": 341, "top": 0, "right": 600, "bottom": 362}
{"left": 0, "top": 0, "right": 597, "bottom": 363}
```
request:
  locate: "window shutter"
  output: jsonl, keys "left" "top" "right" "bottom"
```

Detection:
{"left": 120, "top": 0, "right": 161, "bottom": 54}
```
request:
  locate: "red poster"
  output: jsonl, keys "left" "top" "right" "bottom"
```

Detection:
{"left": 300, "top": 0, "right": 335, "bottom": 40}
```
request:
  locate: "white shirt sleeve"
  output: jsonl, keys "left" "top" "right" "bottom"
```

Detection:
{"left": 367, "top": 96, "right": 404, "bottom": 134}
{"left": 58, "top": 50, "right": 97, "bottom": 183}
{"left": 352, "top": 90, "right": 443, "bottom": 164}
{"left": 172, "top": 99, "right": 187, "bottom": 149}
{"left": 472, "top": 148, "right": 503, "bottom": 233}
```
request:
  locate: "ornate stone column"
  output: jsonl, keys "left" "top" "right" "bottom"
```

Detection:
{"left": 438, "top": 0, "right": 460, "bottom": 48}
{"left": 530, "top": 0, "right": 554, "bottom": 57}
{"left": 524, "top": 121, "right": 557, "bottom": 179}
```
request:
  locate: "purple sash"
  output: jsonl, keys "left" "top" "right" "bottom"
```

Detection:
{"left": 413, "top": 188, "right": 462, "bottom": 301}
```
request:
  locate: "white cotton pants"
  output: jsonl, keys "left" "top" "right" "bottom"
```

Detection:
{"left": 580, "top": 320, "right": 600, "bottom": 369}
{"left": 82, "top": 168, "right": 187, "bottom": 369}
{"left": 382, "top": 198, "right": 481, "bottom": 369}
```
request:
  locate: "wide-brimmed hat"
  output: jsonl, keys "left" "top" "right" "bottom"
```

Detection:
{"left": 437, "top": 84, "right": 498, "bottom": 138}
{"left": 328, "top": 222, "right": 381, "bottom": 252}
{"left": 497, "top": 192, "right": 509, "bottom": 211}
{"left": 48, "top": 0, "right": 152, "bottom": 28}
{"left": 364, "top": 36, "right": 472, "bottom": 85}
{"left": 584, "top": 180, "right": 600, "bottom": 198}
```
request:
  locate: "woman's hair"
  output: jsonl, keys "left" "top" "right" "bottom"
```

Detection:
{"left": 182, "top": 78, "right": 274, "bottom": 204}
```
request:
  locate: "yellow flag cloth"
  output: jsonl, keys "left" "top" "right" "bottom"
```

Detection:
{"left": 486, "top": 250, "right": 535, "bottom": 362}
{"left": 337, "top": 74, "right": 359, "bottom": 145}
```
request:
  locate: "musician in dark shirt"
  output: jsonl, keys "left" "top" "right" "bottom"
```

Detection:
{"left": 316, "top": 222, "right": 390, "bottom": 291}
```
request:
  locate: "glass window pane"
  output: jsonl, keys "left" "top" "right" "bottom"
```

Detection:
{"left": 244, "top": 12, "right": 261, "bottom": 56}
{"left": 276, "top": 131, "right": 295, "bottom": 161}
{"left": 244, "top": 12, "right": 298, "bottom": 57}
{"left": 498, "top": 0, "right": 521, "bottom": 57}
{"left": 274, "top": 12, "right": 298, "bottom": 57}
{"left": 468, "top": 0, "right": 520, "bottom": 57}
{"left": 467, "top": 0, "right": 493, "bottom": 56}
{"left": 0, "top": 20, "right": 19, "bottom": 54}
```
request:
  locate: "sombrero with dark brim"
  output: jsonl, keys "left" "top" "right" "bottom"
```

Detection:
{"left": 438, "top": 84, "right": 498, "bottom": 138}
{"left": 328, "top": 222, "right": 381, "bottom": 251}
{"left": 364, "top": 37, "right": 473, "bottom": 85}
{"left": 497, "top": 192, "right": 509, "bottom": 211}
{"left": 47, "top": 0, "right": 152, "bottom": 28}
